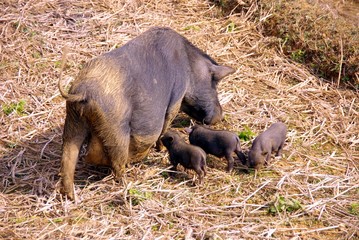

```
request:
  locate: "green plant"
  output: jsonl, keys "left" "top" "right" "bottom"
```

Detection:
{"left": 226, "top": 22, "right": 236, "bottom": 32}
{"left": 128, "top": 188, "right": 152, "bottom": 206}
{"left": 268, "top": 196, "right": 302, "bottom": 215}
{"left": 183, "top": 25, "right": 201, "bottom": 31}
{"left": 53, "top": 218, "right": 64, "bottom": 223}
{"left": 54, "top": 60, "right": 62, "bottom": 68}
{"left": 238, "top": 126, "right": 256, "bottom": 141}
{"left": 2, "top": 100, "right": 26, "bottom": 115}
{"left": 349, "top": 202, "right": 359, "bottom": 216}
{"left": 161, "top": 171, "right": 169, "bottom": 178}
{"left": 291, "top": 49, "right": 306, "bottom": 63}
{"left": 32, "top": 50, "right": 42, "bottom": 59}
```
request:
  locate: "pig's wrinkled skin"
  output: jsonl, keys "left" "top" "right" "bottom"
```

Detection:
{"left": 161, "top": 130, "right": 207, "bottom": 184}
{"left": 188, "top": 125, "right": 246, "bottom": 172}
{"left": 58, "top": 27, "right": 234, "bottom": 199}
{"left": 248, "top": 122, "right": 287, "bottom": 170}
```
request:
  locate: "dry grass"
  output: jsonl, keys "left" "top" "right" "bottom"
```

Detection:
{"left": 0, "top": 0, "right": 358, "bottom": 239}
{"left": 257, "top": 0, "right": 359, "bottom": 88}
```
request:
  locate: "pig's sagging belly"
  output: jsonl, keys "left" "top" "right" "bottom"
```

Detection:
{"left": 128, "top": 107, "right": 166, "bottom": 162}
{"left": 83, "top": 101, "right": 167, "bottom": 165}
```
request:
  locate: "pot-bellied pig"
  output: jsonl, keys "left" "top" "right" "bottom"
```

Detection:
{"left": 248, "top": 122, "right": 287, "bottom": 170}
{"left": 187, "top": 125, "right": 246, "bottom": 172}
{"left": 58, "top": 27, "right": 235, "bottom": 199}
{"left": 161, "top": 130, "right": 207, "bottom": 184}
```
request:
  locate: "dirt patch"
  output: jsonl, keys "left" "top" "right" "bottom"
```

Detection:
{"left": 215, "top": 0, "right": 359, "bottom": 88}
{"left": 0, "top": 0, "right": 358, "bottom": 239}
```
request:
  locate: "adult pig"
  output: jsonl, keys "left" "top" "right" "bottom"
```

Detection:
{"left": 248, "top": 122, "right": 287, "bottom": 170}
{"left": 188, "top": 125, "right": 246, "bottom": 172}
{"left": 161, "top": 130, "right": 207, "bottom": 184}
{"left": 58, "top": 27, "right": 235, "bottom": 199}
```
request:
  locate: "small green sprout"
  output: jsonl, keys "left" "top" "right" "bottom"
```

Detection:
{"left": 2, "top": 100, "right": 26, "bottom": 116}
{"left": 238, "top": 126, "right": 256, "bottom": 141}
{"left": 268, "top": 196, "right": 302, "bottom": 215}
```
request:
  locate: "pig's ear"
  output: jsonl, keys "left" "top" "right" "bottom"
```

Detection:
{"left": 211, "top": 65, "right": 235, "bottom": 81}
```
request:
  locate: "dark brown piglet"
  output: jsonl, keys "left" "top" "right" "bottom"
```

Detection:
{"left": 248, "top": 122, "right": 287, "bottom": 170}
{"left": 188, "top": 125, "right": 246, "bottom": 172}
{"left": 161, "top": 130, "right": 207, "bottom": 184}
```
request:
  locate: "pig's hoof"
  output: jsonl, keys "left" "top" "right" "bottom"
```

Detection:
{"left": 113, "top": 165, "right": 126, "bottom": 180}
{"left": 113, "top": 173, "right": 123, "bottom": 182}
{"left": 60, "top": 187, "right": 74, "bottom": 201}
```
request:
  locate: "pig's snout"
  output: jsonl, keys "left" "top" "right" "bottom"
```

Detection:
{"left": 203, "top": 104, "right": 223, "bottom": 125}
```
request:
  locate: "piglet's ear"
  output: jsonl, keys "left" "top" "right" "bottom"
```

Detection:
{"left": 211, "top": 65, "right": 235, "bottom": 81}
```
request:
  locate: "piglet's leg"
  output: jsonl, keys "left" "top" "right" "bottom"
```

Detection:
{"left": 193, "top": 166, "right": 205, "bottom": 185}
{"left": 202, "top": 165, "right": 207, "bottom": 177}
{"left": 264, "top": 150, "right": 271, "bottom": 166}
{"left": 275, "top": 142, "right": 285, "bottom": 157}
{"left": 169, "top": 163, "right": 178, "bottom": 177}
{"left": 225, "top": 153, "right": 235, "bottom": 172}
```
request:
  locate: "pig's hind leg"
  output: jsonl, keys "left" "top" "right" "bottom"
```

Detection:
{"left": 60, "top": 109, "right": 89, "bottom": 200}
{"left": 193, "top": 166, "right": 205, "bottom": 185}
{"left": 202, "top": 164, "right": 207, "bottom": 177}
{"left": 275, "top": 141, "right": 285, "bottom": 157}
{"left": 224, "top": 152, "right": 235, "bottom": 172}
{"left": 101, "top": 128, "right": 130, "bottom": 181}
{"left": 87, "top": 101, "right": 130, "bottom": 182}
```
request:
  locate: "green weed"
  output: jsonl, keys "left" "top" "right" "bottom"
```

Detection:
{"left": 268, "top": 196, "right": 302, "bottom": 215}
{"left": 291, "top": 49, "right": 306, "bottom": 63}
{"left": 349, "top": 202, "right": 359, "bottom": 216}
{"left": 128, "top": 188, "right": 153, "bottom": 206}
{"left": 2, "top": 100, "right": 26, "bottom": 116}
{"left": 226, "top": 22, "right": 236, "bottom": 32}
{"left": 238, "top": 126, "right": 256, "bottom": 141}
{"left": 183, "top": 25, "right": 201, "bottom": 31}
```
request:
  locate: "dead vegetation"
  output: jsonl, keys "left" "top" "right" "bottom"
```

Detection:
{"left": 215, "top": 0, "right": 359, "bottom": 88}
{"left": 0, "top": 0, "right": 358, "bottom": 239}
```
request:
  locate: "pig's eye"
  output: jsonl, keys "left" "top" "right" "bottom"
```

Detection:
{"left": 211, "top": 76, "right": 219, "bottom": 89}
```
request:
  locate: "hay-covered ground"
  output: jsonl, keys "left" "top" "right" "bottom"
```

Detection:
{"left": 0, "top": 0, "right": 358, "bottom": 239}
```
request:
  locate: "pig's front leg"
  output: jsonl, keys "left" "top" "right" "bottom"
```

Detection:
{"left": 264, "top": 150, "right": 272, "bottom": 165}
{"left": 169, "top": 163, "right": 179, "bottom": 177}
{"left": 156, "top": 102, "right": 181, "bottom": 151}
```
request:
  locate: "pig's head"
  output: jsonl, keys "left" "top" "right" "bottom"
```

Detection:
{"left": 248, "top": 150, "right": 266, "bottom": 170}
{"left": 181, "top": 59, "right": 235, "bottom": 125}
{"left": 161, "top": 131, "right": 181, "bottom": 150}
